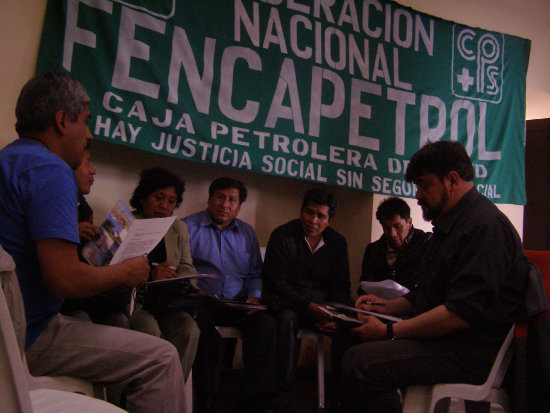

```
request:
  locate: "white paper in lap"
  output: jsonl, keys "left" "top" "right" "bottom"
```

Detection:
{"left": 360, "top": 279, "right": 409, "bottom": 300}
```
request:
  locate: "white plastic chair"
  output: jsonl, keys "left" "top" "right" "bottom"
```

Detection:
{"left": 297, "top": 328, "right": 325, "bottom": 409}
{"left": 217, "top": 326, "right": 327, "bottom": 409}
{"left": 184, "top": 370, "right": 193, "bottom": 413}
{"left": 402, "top": 325, "right": 516, "bottom": 413}
{"left": 26, "top": 369, "right": 94, "bottom": 397}
{"left": 0, "top": 266, "right": 127, "bottom": 412}
{"left": 0, "top": 246, "right": 95, "bottom": 399}
{"left": 216, "top": 326, "right": 244, "bottom": 369}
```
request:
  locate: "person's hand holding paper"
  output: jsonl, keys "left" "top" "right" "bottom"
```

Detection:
{"left": 119, "top": 256, "right": 150, "bottom": 288}
{"left": 308, "top": 302, "right": 338, "bottom": 332}
{"left": 356, "top": 294, "right": 390, "bottom": 315}
{"left": 151, "top": 262, "right": 177, "bottom": 281}
{"left": 351, "top": 314, "right": 387, "bottom": 341}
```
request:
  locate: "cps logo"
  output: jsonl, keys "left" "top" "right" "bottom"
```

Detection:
{"left": 452, "top": 25, "right": 504, "bottom": 103}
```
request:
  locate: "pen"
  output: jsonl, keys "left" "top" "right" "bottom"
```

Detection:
{"left": 151, "top": 262, "right": 177, "bottom": 270}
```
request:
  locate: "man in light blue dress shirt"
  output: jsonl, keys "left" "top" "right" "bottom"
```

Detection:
{"left": 183, "top": 177, "right": 276, "bottom": 413}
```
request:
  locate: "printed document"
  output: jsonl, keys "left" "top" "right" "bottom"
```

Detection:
{"left": 359, "top": 279, "right": 410, "bottom": 300}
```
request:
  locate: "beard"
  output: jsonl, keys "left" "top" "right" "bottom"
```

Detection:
{"left": 419, "top": 190, "right": 449, "bottom": 222}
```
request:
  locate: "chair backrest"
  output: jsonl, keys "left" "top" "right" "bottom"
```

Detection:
{"left": 524, "top": 250, "right": 550, "bottom": 324}
{"left": 0, "top": 247, "right": 34, "bottom": 413}
{"left": 0, "top": 245, "right": 26, "bottom": 354}
{"left": 524, "top": 250, "right": 550, "bottom": 280}
{"left": 521, "top": 250, "right": 550, "bottom": 412}
{"left": 488, "top": 324, "right": 516, "bottom": 389}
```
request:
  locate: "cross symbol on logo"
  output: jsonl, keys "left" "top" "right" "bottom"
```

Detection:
{"left": 456, "top": 67, "right": 474, "bottom": 92}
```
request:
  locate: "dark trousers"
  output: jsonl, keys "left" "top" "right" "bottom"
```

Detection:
{"left": 275, "top": 308, "right": 361, "bottom": 402}
{"left": 274, "top": 308, "right": 350, "bottom": 393}
{"left": 193, "top": 305, "right": 277, "bottom": 408}
{"left": 274, "top": 308, "right": 325, "bottom": 393}
{"left": 341, "top": 336, "right": 499, "bottom": 413}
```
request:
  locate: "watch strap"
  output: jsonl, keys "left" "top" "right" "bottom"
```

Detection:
{"left": 386, "top": 322, "right": 396, "bottom": 340}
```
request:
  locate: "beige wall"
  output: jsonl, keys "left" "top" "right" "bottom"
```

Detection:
{"left": 85, "top": 140, "right": 373, "bottom": 291}
{"left": 1, "top": 0, "right": 549, "bottom": 295}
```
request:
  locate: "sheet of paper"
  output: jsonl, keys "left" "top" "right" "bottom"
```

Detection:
{"left": 359, "top": 279, "right": 410, "bottom": 300}
{"left": 319, "top": 306, "right": 363, "bottom": 326}
{"left": 146, "top": 273, "right": 220, "bottom": 285}
{"left": 205, "top": 296, "right": 267, "bottom": 311}
{"left": 110, "top": 216, "right": 176, "bottom": 264}
{"left": 328, "top": 303, "right": 403, "bottom": 323}
{"left": 128, "top": 288, "right": 137, "bottom": 316}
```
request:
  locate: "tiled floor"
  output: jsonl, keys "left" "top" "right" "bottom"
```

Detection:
{"left": 211, "top": 340, "right": 506, "bottom": 413}
{"left": 214, "top": 366, "right": 323, "bottom": 413}
{"left": 448, "top": 400, "right": 504, "bottom": 413}
{"left": 213, "top": 368, "right": 506, "bottom": 413}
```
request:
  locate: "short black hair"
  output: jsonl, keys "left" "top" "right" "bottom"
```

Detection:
{"left": 405, "top": 141, "right": 475, "bottom": 183}
{"left": 130, "top": 167, "right": 185, "bottom": 212}
{"left": 301, "top": 187, "right": 337, "bottom": 218}
{"left": 376, "top": 197, "right": 410, "bottom": 223}
{"left": 208, "top": 177, "right": 247, "bottom": 204}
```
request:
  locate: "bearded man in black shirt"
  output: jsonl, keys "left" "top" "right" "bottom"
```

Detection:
{"left": 342, "top": 141, "right": 528, "bottom": 413}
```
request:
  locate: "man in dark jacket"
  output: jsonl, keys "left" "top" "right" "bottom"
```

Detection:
{"left": 262, "top": 187, "right": 351, "bottom": 403}
{"left": 360, "top": 197, "right": 431, "bottom": 293}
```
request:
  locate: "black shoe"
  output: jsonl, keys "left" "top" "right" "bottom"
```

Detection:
{"left": 233, "top": 397, "right": 274, "bottom": 413}
{"left": 195, "top": 398, "right": 214, "bottom": 413}
{"left": 326, "top": 399, "right": 345, "bottom": 413}
{"left": 271, "top": 392, "right": 291, "bottom": 412}
{"left": 231, "top": 398, "right": 251, "bottom": 413}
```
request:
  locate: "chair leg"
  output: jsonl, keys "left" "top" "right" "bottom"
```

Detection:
{"left": 463, "top": 400, "right": 491, "bottom": 413}
{"left": 402, "top": 385, "right": 433, "bottom": 413}
{"left": 486, "top": 388, "right": 512, "bottom": 413}
{"left": 184, "top": 371, "right": 193, "bottom": 413}
{"left": 316, "top": 334, "right": 325, "bottom": 409}
{"left": 433, "top": 398, "right": 451, "bottom": 413}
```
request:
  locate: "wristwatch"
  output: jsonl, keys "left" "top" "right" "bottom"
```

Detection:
{"left": 386, "top": 322, "right": 397, "bottom": 340}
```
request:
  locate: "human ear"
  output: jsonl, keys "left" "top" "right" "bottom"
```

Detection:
{"left": 54, "top": 110, "right": 68, "bottom": 134}
{"left": 445, "top": 171, "right": 460, "bottom": 190}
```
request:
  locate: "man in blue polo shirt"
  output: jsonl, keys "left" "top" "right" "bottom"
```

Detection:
{"left": 0, "top": 71, "right": 187, "bottom": 413}
{"left": 183, "top": 177, "right": 276, "bottom": 413}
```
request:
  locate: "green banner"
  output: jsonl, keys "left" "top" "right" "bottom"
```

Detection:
{"left": 37, "top": 0, "right": 530, "bottom": 204}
